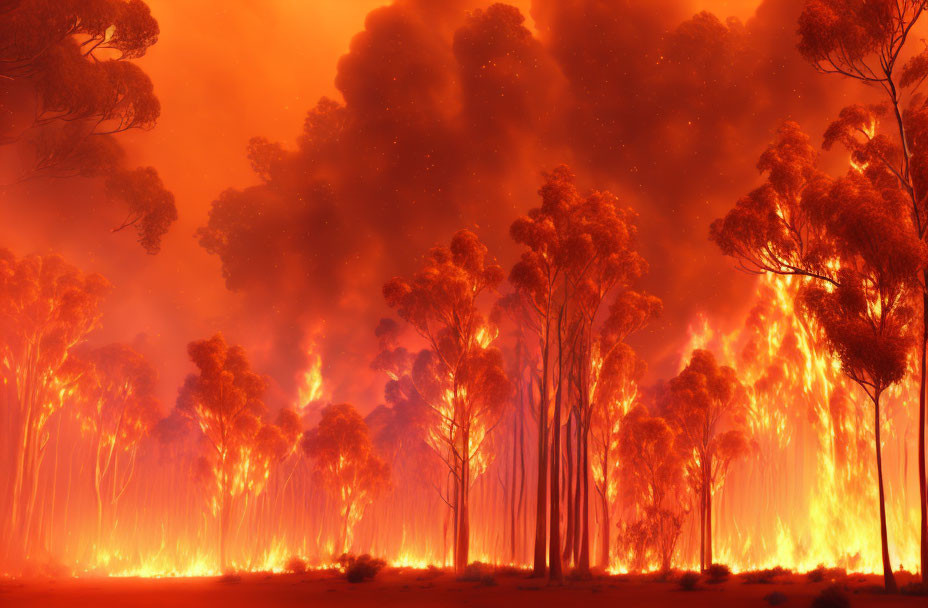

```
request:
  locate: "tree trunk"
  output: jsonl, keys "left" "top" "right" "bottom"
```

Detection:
{"left": 94, "top": 434, "right": 104, "bottom": 545}
{"left": 510, "top": 392, "right": 518, "bottom": 563}
{"left": 578, "top": 422, "right": 590, "bottom": 574}
{"left": 532, "top": 342, "right": 550, "bottom": 577}
{"left": 341, "top": 500, "right": 351, "bottom": 555}
{"left": 874, "top": 397, "right": 898, "bottom": 593}
{"left": 456, "top": 428, "right": 470, "bottom": 571}
{"left": 563, "top": 413, "right": 574, "bottom": 564}
{"left": 518, "top": 388, "right": 526, "bottom": 564}
{"left": 572, "top": 417, "right": 581, "bottom": 563}
{"left": 706, "top": 473, "right": 712, "bottom": 568}
{"left": 548, "top": 311, "right": 564, "bottom": 583}
{"left": 220, "top": 485, "right": 231, "bottom": 572}
{"left": 452, "top": 462, "right": 460, "bottom": 568}
{"left": 919, "top": 288, "right": 928, "bottom": 585}
{"left": 698, "top": 482, "right": 705, "bottom": 572}
{"left": 599, "top": 485, "right": 610, "bottom": 569}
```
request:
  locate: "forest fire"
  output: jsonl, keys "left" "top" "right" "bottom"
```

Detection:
{"left": 2, "top": 0, "right": 928, "bottom": 607}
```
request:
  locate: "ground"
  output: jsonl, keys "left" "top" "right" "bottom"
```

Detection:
{"left": 1, "top": 568, "right": 926, "bottom": 607}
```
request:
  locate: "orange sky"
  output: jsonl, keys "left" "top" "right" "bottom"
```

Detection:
{"left": 3, "top": 0, "right": 835, "bottom": 412}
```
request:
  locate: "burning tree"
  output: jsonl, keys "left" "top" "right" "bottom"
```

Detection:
{"left": 618, "top": 406, "right": 686, "bottom": 572}
{"left": 760, "top": 0, "right": 928, "bottom": 583}
{"left": 69, "top": 343, "right": 161, "bottom": 544}
{"left": 712, "top": 113, "right": 925, "bottom": 589}
{"left": 509, "top": 165, "right": 653, "bottom": 578}
{"left": 591, "top": 343, "right": 644, "bottom": 569}
{"left": 302, "top": 403, "right": 390, "bottom": 555}
{"left": 590, "top": 291, "right": 661, "bottom": 568}
{"left": 0, "top": 249, "right": 109, "bottom": 564}
{"left": 384, "top": 229, "right": 509, "bottom": 571}
{"left": 665, "top": 349, "right": 747, "bottom": 572}
{"left": 177, "top": 333, "right": 294, "bottom": 572}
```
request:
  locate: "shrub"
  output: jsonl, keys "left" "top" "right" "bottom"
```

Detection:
{"left": 219, "top": 572, "right": 241, "bottom": 583}
{"left": 416, "top": 565, "right": 444, "bottom": 580}
{"left": 706, "top": 563, "right": 731, "bottom": 584}
{"left": 742, "top": 566, "right": 791, "bottom": 584}
{"left": 811, "top": 585, "right": 850, "bottom": 608}
{"left": 337, "top": 554, "right": 386, "bottom": 583}
{"left": 679, "top": 571, "right": 701, "bottom": 591}
{"left": 458, "top": 562, "right": 495, "bottom": 585}
{"left": 900, "top": 582, "right": 928, "bottom": 596}
{"left": 806, "top": 564, "right": 847, "bottom": 583}
{"left": 494, "top": 565, "right": 526, "bottom": 577}
{"left": 285, "top": 556, "right": 307, "bottom": 574}
{"left": 764, "top": 591, "right": 788, "bottom": 605}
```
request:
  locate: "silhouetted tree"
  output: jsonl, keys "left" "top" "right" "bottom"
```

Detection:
{"left": 0, "top": 249, "right": 108, "bottom": 563}
{"left": 104, "top": 167, "right": 177, "bottom": 254}
{"left": 1, "top": 0, "right": 160, "bottom": 138}
{"left": 1, "top": 0, "right": 176, "bottom": 253}
{"left": 303, "top": 403, "right": 390, "bottom": 555}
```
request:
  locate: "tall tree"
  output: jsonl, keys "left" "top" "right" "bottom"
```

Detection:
{"left": 568, "top": 187, "right": 649, "bottom": 575}
{"left": 302, "top": 403, "right": 390, "bottom": 555}
{"left": 798, "top": 157, "right": 923, "bottom": 592}
{"left": 0, "top": 249, "right": 108, "bottom": 565}
{"left": 590, "top": 343, "right": 644, "bottom": 569}
{"left": 511, "top": 166, "right": 653, "bottom": 578}
{"left": 69, "top": 343, "right": 161, "bottom": 544}
{"left": 794, "top": 0, "right": 928, "bottom": 581}
{"left": 665, "top": 349, "right": 747, "bottom": 572}
{"left": 384, "top": 229, "right": 509, "bottom": 571}
{"left": 177, "top": 333, "right": 290, "bottom": 572}
{"left": 510, "top": 166, "right": 583, "bottom": 581}
{"left": 712, "top": 118, "right": 925, "bottom": 590}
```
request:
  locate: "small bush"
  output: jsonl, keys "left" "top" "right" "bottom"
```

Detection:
{"left": 742, "top": 566, "right": 791, "bottom": 584}
{"left": 679, "top": 571, "right": 701, "bottom": 591}
{"left": 806, "top": 565, "right": 846, "bottom": 583}
{"left": 336, "top": 554, "right": 386, "bottom": 583}
{"left": 416, "top": 565, "right": 444, "bottom": 580}
{"left": 764, "top": 591, "right": 788, "bottom": 605}
{"left": 219, "top": 572, "right": 241, "bottom": 583}
{"left": 285, "top": 556, "right": 307, "bottom": 574}
{"left": 706, "top": 563, "right": 731, "bottom": 584}
{"left": 811, "top": 585, "right": 850, "bottom": 608}
{"left": 458, "top": 562, "right": 495, "bottom": 585}
{"left": 493, "top": 565, "right": 526, "bottom": 577}
{"left": 900, "top": 581, "right": 928, "bottom": 596}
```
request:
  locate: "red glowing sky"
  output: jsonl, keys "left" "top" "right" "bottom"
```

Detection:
{"left": 0, "top": 0, "right": 864, "bottom": 412}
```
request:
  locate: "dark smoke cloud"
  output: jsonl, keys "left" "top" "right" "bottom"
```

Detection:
{"left": 196, "top": 0, "right": 857, "bottom": 406}
{"left": 0, "top": 0, "right": 864, "bottom": 413}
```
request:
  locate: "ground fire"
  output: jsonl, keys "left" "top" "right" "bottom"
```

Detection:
{"left": 2, "top": 0, "right": 928, "bottom": 607}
